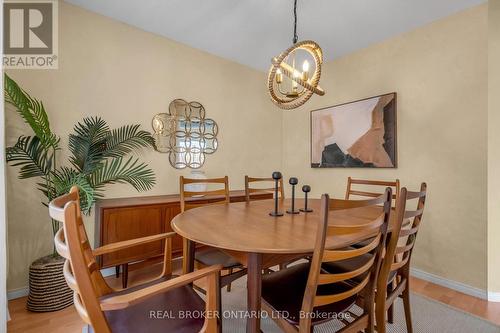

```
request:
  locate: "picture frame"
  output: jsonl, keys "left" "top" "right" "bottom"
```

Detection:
{"left": 310, "top": 92, "right": 397, "bottom": 168}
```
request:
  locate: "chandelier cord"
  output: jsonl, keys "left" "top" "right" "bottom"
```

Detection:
{"left": 293, "top": 0, "right": 298, "bottom": 44}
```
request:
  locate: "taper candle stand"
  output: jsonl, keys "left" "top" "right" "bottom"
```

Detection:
{"left": 299, "top": 185, "right": 313, "bottom": 212}
{"left": 269, "top": 171, "right": 284, "bottom": 216}
{"left": 286, "top": 177, "right": 300, "bottom": 214}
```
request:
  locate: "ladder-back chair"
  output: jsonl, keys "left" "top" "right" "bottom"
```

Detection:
{"left": 375, "top": 183, "right": 427, "bottom": 333}
{"left": 260, "top": 189, "right": 392, "bottom": 333}
{"left": 244, "top": 175, "right": 285, "bottom": 202}
{"left": 180, "top": 176, "right": 246, "bottom": 292}
{"left": 345, "top": 177, "right": 400, "bottom": 208}
{"left": 50, "top": 186, "right": 222, "bottom": 333}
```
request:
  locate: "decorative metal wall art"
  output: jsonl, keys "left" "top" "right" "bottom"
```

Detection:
{"left": 152, "top": 99, "right": 219, "bottom": 169}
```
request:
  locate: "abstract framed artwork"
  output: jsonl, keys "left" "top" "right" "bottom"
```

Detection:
{"left": 310, "top": 93, "right": 397, "bottom": 168}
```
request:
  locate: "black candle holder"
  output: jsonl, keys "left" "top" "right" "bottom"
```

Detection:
{"left": 299, "top": 185, "right": 313, "bottom": 213}
{"left": 269, "top": 171, "right": 284, "bottom": 216}
{"left": 286, "top": 177, "right": 300, "bottom": 214}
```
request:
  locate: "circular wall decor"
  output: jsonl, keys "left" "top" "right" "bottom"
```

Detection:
{"left": 152, "top": 99, "right": 219, "bottom": 169}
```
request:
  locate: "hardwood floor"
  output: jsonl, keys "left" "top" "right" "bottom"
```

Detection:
{"left": 410, "top": 277, "right": 500, "bottom": 325}
{"left": 7, "top": 264, "right": 500, "bottom": 332}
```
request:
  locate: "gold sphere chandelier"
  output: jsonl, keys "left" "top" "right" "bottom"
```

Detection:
{"left": 267, "top": 0, "right": 325, "bottom": 110}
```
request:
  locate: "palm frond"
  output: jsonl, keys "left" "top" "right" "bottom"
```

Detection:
{"left": 90, "top": 156, "right": 156, "bottom": 193}
{"left": 68, "top": 117, "right": 109, "bottom": 173}
{"left": 104, "top": 124, "right": 156, "bottom": 158}
{"left": 6, "top": 136, "right": 53, "bottom": 179}
{"left": 52, "top": 167, "right": 96, "bottom": 214}
{"left": 4, "top": 73, "right": 59, "bottom": 149}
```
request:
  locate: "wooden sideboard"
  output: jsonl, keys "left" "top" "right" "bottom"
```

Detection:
{"left": 95, "top": 190, "right": 272, "bottom": 286}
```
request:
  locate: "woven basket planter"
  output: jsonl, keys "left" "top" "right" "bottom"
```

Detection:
{"left": 27, "top": 255, "right": 73, "bottom": 312}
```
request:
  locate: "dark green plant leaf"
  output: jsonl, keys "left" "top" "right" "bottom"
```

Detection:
{"left": 104, "top": 124, "right": 155, "bottom": 158}
{"left": 6, "top": 136, "right": 52, "bottom": 179}
{"left": 68, "top": 116, "right": 109, "bottom": 173}
{"left": 4, "top": 73, "right": 59, "bottom": 149}
{"left": 90, "top": 156, "right": 156, "bottom": 194}
{"left": 52, "top": 167, "right": 96, "bottom": 214}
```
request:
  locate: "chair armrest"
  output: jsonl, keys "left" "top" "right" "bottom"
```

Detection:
{"left": 100, "top": 264, "right": 223, "bottom": 311}
{"left": 93, "top": 232, "right": 176, "bottom": 257}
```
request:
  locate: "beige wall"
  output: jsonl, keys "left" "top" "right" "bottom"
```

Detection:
{"left": 488, "top": 0, "right": 500, "bottom": 295}
{"left": 282, "top": 5, "right": 488, "bottom": 289}
{"left": 5, "top": 2, "right": 491, "bottom": 293}
{"left": 5, "top": 2, "right": 281, "bottom": 291}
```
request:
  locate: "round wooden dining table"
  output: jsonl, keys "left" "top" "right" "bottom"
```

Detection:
{"left": 171, "top": 198, "right": 394, "bottom": 333}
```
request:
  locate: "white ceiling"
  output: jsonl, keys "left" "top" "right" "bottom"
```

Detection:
{"left": 65, "top": 0, "right": 486, "bottom": 71}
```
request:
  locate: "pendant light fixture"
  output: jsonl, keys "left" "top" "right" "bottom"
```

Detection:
{"left": 267, "top": 0, "right": 325, "bottom": 109}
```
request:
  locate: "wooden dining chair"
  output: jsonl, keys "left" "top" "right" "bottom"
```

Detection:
{"left": 323, "top": 183, "right": 427, "bottom": 333}
{"left": 345, "top": 177, "right": 399, "bottom": 252}
{"left": 375, "top": 183, "right": 427, "bottom": 333}
{"left": 244, "top": 175, "right": 285, "bottom": 202}
{"left": 345, "top": 177, "right": 400, "bottom": 207}
{"left": 50, "top": 186, "right": 222, "bottom": 333}
{"left": 180, "top": 176, "right": 246, "bottom": 292}
{"left": 260, "top": 189, "right": 392, "bottom": 333}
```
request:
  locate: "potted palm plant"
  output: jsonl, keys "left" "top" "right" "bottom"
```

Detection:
{"left": 4, "top": 73, "right": 156, "bottom": 312}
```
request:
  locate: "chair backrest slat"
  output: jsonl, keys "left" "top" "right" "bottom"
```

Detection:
{"left": 244, "top": 175, "right": 284, "bottom": 202}
{"left": 345, "top": 177, "right": 400, "bottom": 206}
{"left": 73, "top": 293, "right": 91, "bottom": 325}
{"left": 318, "top": 256, "right": 375, "bottom": 285}
{"left": 63, "top": 260, "right": 79, "bottom": 292}
{"left": 50, "top": 186, "right": 113, "bottom": 333}
{"left": 398, "top": 226, "right": 419, "bottom": 237}
{"left": 298, "top": 189, "right": 392, "bottom": 330}
{"left": 322, "top": 233, "right": 381, "bottom": 262}
{"left": 314, "top": 274, "right": 370, "bottom": 307}
{"left": 180, "top": 176, "right": 229, "bottom": 212}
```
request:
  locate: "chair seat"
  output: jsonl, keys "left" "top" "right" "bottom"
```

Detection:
{"left": 262, "top": 263, "right": 356, "bottom": 326}
{"left": 322, "top": 251, "right": 396, "bottom": 284}
{"left": 99, "top": 277, "right": 205, "bottom": 333}
{"left": 195, "top": 247, "right": 241, "bottom": 268}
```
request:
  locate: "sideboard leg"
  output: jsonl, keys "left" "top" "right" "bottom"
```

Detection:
{"left": 121, "top": 263, "right": 128, "bottom": 289}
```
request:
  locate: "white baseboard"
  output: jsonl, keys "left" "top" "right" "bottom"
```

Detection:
{"left": 410, "top": 267, "right": 489, "bottom": 300}
{"left": 488, "top": 291, "right": 500, "bottom": 302}
{"left": 7, "top": 287, "right": 28, "bottom": 300}
{"left": 7, "top": 268, "right": 115, "bottom": 301}
{"left": 7, "top": 267, "right": 495, "bottom": 302}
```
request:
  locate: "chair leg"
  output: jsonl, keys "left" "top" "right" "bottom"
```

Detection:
{"left": 387, "top": 281, "right": 395, "bottom": 324}
{"left": 375, "top": 296, "right": 386, "bottom": 333}
{"left": 402, "top": 287, "right": 413, "bottom": 333}
{"left": 226, "top": 268, "right": 233, "bottom": 292}
{"left": 115, "top": 265, "right": 120, "bottom": 278}
{"left": 217, "top": 275, "right": 222, "bottom": 333}
{"left": 387, "top": 305, "right": 394, "bottom": 324}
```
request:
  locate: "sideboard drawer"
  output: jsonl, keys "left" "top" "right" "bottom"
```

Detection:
{"left": 101, "top": 205, "right": 164, "bottom": 268}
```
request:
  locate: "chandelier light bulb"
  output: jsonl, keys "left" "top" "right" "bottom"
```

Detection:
{"left": 302, "top": 60, "right": 309, "bottom": 81}
{"left": 302, "top": 60, "right": 309, "bottom": 73}
{"left": 276, "top": 68, "right": 283, "bottom": 84}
